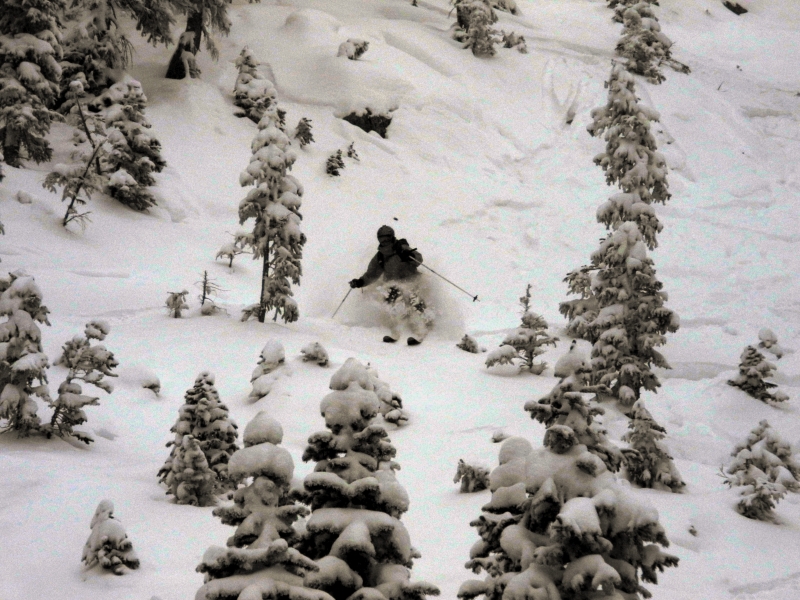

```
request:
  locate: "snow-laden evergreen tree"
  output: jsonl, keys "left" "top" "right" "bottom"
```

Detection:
{"left": 621, "top": 400, "right": 684, "bottom": 491}
{"left": 249, "top": 338, "right": 286, "bottom": 402}
{"left": 216, "top": 239, "right": 246, "bottom": 268}
{"left": 457, "top": 334, "right": 481, "bottom": 354}
{"left": 615, "top": 4, "right": 689, "bottom": 83}
{"left": 196, "top": 413, "right": 329, "bottom": 600}
{"left": 294, "top": 117, "right": 314, "bottom": 148}
{"left": 337, "top": 39, "right": 369, "bottom": 60}
{"left": 559, "top": 267, "right": 599, "bottom": 343}
{"left": 196, "top": 270, "right": 224, "bottom": 315}
{"left": 757, "top": 327, "right": 784, "bottom": 359}
{"left": 452, "top": 0, "right": 499, "bottom": 57}
{"left": 587, "top": 64, "right": 670, "bottom": 221}
{"left": 364, "top": 362, "right": 408, "bottom": 427}
{"left": 45, "top": 319, "right": 118, "bottom": 444}
{"left": 238, "top": 103, "right": 307, "bottom": 323}
{"left": 166, "top": 289, "right": 189, "bottom": 317}
{"left": 326, "top": 149, "right": 344, "bottom": 176}
{"left": 161, "top": 433, "right": 217, "bottom": 506}
{"left": 159, "top": 371, "right": 239, "bottom": 496}
{"left": 0, "top": 271, "right": 51, "bottom": 436}
{"left": 565, "top": 223, "right": 678, "bottom": 406}
{"left": 727, "top": 345, "right": 789, "bottom": 404}
{"left": 723, "top": 420, "right": 800, "bottom": 521}
{"left": 485, "top": 285, "right": 557, "bottom": 374}
{"left": 454, "top": 459, "right": 490, "bottom": 493}
{"left": 43, "top": 79, "right": 107, "bottom": 227}
{"left": 525, "top": 373, "right": 623, "bottom": 472}
{"left": 94, "top": 79, "right": 166, "bottom": 210}
{"left": 460, "top": 405, "right": 678, "bottom": 599}
{"left": 292, "top": 358, "right": 440, "bottom": 600}
{"left": 300, "top": 342, "right": 329, "bottom": 367}
{"left": 165, "top": 0, "right": 230, "bottom": 79}
{"left": 345, "top": 142, "right": 358, "bottom": 161}
{"left": 501, "top": 31, "right": 527, "bottom": 53}
{"left": 609, "top": 0, "right": 660, "bottom": 24}
{"left": 233, "top": 45, "right": 276, "bottom": 123}
{"left": 0, "top": 0, "right": 65, "bottom": 169}
{"left": 82, "top": 499, "right": 140, "bottom": 575}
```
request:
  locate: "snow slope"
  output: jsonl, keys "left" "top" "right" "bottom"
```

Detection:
{"left": 1, "top": 0, "right": 800, "bottom": 598}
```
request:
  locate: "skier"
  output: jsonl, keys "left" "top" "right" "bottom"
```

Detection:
{"left": 349, "top": 225, "right": 433, "bottom": 345}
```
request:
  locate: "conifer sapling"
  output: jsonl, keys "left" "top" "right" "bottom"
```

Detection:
{"left": 454, "top": 459, "right": 490, "bottom": 493}
{"left": 166, "top": 290, "right": 189, "bottom": 318}
{"left": 82, "top": 500, "right": 140, "bottom": 575}
{"left": 622, "top": 400, "right": 684, "bottom": 492}
{"left": 294, "top": 117, "right": 315, "bottom": 148}
{"left": 326, "top": 149, "right": 345, "bottom": 176}
{"left": 300, "top": 341, "right": 329, "bottom": 367}
{"left": 727, "top": 345, "right": 789, "bottom": 404}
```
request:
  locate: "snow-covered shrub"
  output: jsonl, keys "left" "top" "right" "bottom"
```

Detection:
{"left": 165, "top": 290, "right": 189, "bottom": 318}
{"left": 501, "top": 31, "right": 527, "bottom": 53}
{"left": 159, "top": 371, "right": 239, "bottom": 497}
{"left": 337, "top": 38, "right": 369, "bottom": 60}
{"left": 249, "top": 339, "right": 286, "bottom": 402}
{"left": 342, "top": 108, "right": 393, "bottom": 138}
{"left": 757, "top": 328, "right": 784, "bottom": 359}
{"left": 292, "top": 358, "right": 439, "bottom": 600}
{"left": 723, "top": 420, "right": 800, "bottom": 521}
{"left": 553, "top": 339, "right": 589, "bottom": 379}
{"left": 486, "top": 285, "right": 558, "bottom": 374}
{"left": 160, "top": 434, "right": 217, "bottom": 506}
{"left": 45, "top": 320, "right": 118, "bottom": 444}
{"left": 196, "top": 414, "right": 321, "bottom": 600}
{"left": 457, "top": 334, "right": 481, "bottom": 354}
{"left": 82, "top": 500, "right": 140, "bottom": 575}
{"left": 232, "top": 46, "right": 276, "bottom": 123}
{"left": 300, "top": 341, "right": 329, "bottom": 367}
{"left": 525, "top": 374, "right": 623, "bottom": 472}
{"left": 727, "top": 346, "right": 789, "bottom": 404}
{"left": 460, "top": 406, "right": 678, "bottom": 599}
{"left": 454, "top": 459, "right": 490, "bottom": 493}
{"left": 93, "top": 79, "right": 166, "bottom": 211}
{"left": 588, "top": 64, "right": 670, "bottom": 219}
{"left": 238, "top": 103, "right": 307, "bottom": 323}
{"left": 0, "top": 272, "right": 52, "bottom": 436}
{"left": 326, "top": 149, "right": 345, "bottom": 176}
{"left": 622, "top": 400, "right": 684, "bottom": 492}
{"left": 452, "top": 0, "right": 500, "bottom": 57}
{"left": 0, "top": 0, "right": 64, "bottom": 169}
{"left": 294, "top": 117, "right": 314, "bottom": 148}
{"left": 563, "top": 223, "right": 679, "bottom": 406}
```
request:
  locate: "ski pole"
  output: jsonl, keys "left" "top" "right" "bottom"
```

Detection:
{"left": 332, "top": 287, "right": 353, "bottom": 319}
{"left": 410, "top": 257, "right": 479, "bottom": 302}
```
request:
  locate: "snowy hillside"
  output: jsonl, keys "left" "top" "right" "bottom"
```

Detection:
{"left": 1, "top": 0, "right": 800, "bottom": 599}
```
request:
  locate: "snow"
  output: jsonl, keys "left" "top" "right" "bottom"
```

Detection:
{"left": 1, "top": 0, "right": 800, "bottom": 598}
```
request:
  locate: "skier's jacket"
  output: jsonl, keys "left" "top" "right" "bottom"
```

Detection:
{"left": 359, "top": 239, "right": 422, "bottom": 286}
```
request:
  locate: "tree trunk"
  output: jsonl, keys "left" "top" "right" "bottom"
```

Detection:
{"left": 185, "top": 10, "right": 204, "bottom": 56}
{"left": 258, "top": 248, "right": 269, "bottom": 323}
{"left": 3, "top": 127, "right": 20, "bottom": 167}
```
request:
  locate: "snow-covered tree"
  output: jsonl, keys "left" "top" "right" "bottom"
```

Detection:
{"left": 216, "top": 240, "right": 246, "bottom": 268}
{"left": 165, "top": 0, "right": 230, "bottom": 79}
{"left": 559, "top": 267, "right": 599, "bottom": 342}
{"left": 0, "top": 0, "right": 65, "bottom": 169}
{"left": 501, "top": 31, "right": 527, "bottom": 53}
{"left": 587, "top": 64, "right": 670, "bottom": 220}
{"left": 166, "top": 289, "right": 189, "bottom": 317}
{"left": 727, "top": 345, "right": 789, "bottom": 404}
{"left": 457, "top": 334, "right": 481, "bottom": 354}
{"left": 562, "top": 223, "right": 678, "bottom": 406}
{"left": 159, "top": 371, "right": 239, "bottom": 496}
{"left": 621, "top": 400, "right": 684, "bottom": 491}
{"left": 460, "top": 411, "right": 678, "bottom": 599}
{"left": 238, "top": 103, "right": 307, "bottom": 323}
{"left": 292, "top": 358, "right": 439, "bottom": 600}
{"left": 452, "top": 0, "right": 499, "bottom": 57}
{"left": 615, "top": 4, "right": 688, "bottom": 83}
{"left": 326, "top": 149, "right": 344, "bottom": 176}
{"left": 364, "top": 362, "right": 408, "bottom": 427}
{"left": 757, "top": 328, "right": 784, "bottom": 359}
{"left": 196, "top": 413, "right": 328, "bottom": 600}
{"left": 294, "top": 117, "right": 314, "bottom": 148}
{"left": 161, "top": 433, "right": 217, "bottom": 506}
{"left": 94, "top": 79, "right": 166, "bottom": 210}
{"left": 196, "top": 270, "right": 224, "bottom": 315}
{"left": 45, "top": 319, "right": 118, "bottom": 444}
{"left": 525, "top": 374, "right": 623, "bottom": 472}
{"left": 0, "top": 271, "right": 51, "bottom": 436}
{"left": 82, "top": 499, "right": 140, "bottom": 575}
{"left": 454, "top": 459, "right": 490, "bottom": 493}
{"left": 337, "top": 39, "right": 369, "bottom": 60}
{"left": 346, "top": 142, "right": 358, "bottom": 161}
{"left": 232, "top": 46, "right": 276, "bottom": 123}
{"left": 485, "top": 285, "right": 557, "bottom": 374}
{"left": 300, "top": 342, "right": 329, "bottom": 367}
{"left": 723, "top": 420, "right": 800, "bottom": 521}
{"left": 249, "top": 338, "right": 286, "bottom": 402}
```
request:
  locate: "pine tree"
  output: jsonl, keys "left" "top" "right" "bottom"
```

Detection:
{"left": 723, "top": 420, "right": 800, "bottom": 521}
{"left": 485, "top": 284, "right": 557, "bottom": 374}
{"left": 0, "top": 0, "right": 66, "bottom": 169}
{"left": 337, "top": 39, "right": 369, "bottom": 60}
{"left": 249, "top": 339, "right": 286, "bottom": 402}
{"left": 238, "top": 103, "right": 307, "bottom": 323}
{"left": 300, "top": 341, "right": 329, "bottom": 367}
{"left": 165, "top": 289, "right": 189, "bottom": 317}
{"left": 195, "top": 413, "right": 328, "bottom": 600}
{"left": 161, "top": 434, "right": 217, "bottom": 506}
{"left": 621, "top": 400, "right": 684, "bottom": 491}
{"left": 452, "top": 0, "right": 499, "bottom": 57}
{"left": 232, "top": 46, "right": 276, "bottom": 123}
{"left": 727, "top": 345, "right": 789, "bottom": 404}
{"left": 95, "top": 79, "right": 166, "bottom": 210}
{"left": 294, "top": 117, "right": 314, "bottom": 148}
{"left": 0, "top": 271, "right": 51, "bottom": 436}
{"left": 165, "top": 0, "right": 231, "bottom": 79}
{"left": 45, "top": 319, "right": 118, "bottom": 444}
{"left": 159, "top": 371, "right": 240, "bottom": 496}
{"left": 82, "top": 499, "right": 140, "bottom": 575}
{"left": 460, "top": 401, "right": 678, "bottom": 599}
{"left": 293, "top": 358, "right": 440, "bottom": 600}
{"left": 456, "top": 334, "right": 481, "bottom": 354}
{"left": 326, "top": 149, "right": 344, "bottom": 176}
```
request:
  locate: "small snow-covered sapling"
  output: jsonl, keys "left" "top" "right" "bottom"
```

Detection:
{"left": 501, "top": 31, "right": 527, "bottom": 53}
{"left": 326, "top": 149, "right": 345, "bottom": 176}
{"left": 249, "top": 339, "right": 286, "bottom": 402}
{"left": 337, "top": 39, "right": 369, "bottom": 60}
{"left": 622, "top": 400, "right": 684, "bottom": 492}
{"left": 723, "top": 420, "right": 800, "bottom": 521}
{"left": 196, "top": 270, "right": 225, "bottom": 315}
{"left": 346, "top": 142, "right": 359, "bottom": 161}
{"left": 165, "top": 290, "right": 189, "bottom": 318}
{"left": 294, "top": 117, "right": 314, "bottom": 147}
{"left": 215, "top": 241, "right": 246, "bottom": 268}
{"left": 727, "top": 345, "right": 789, "bottom": 404}
{"left": 300, "top": 341, "right": 329, "bottom": 367}
{"left": 232, "top": 46, "right": 276, "bottom": 123}
{"left": 456, "top": 333, "right": 481, "bottom": 353}
{"left": 82, "top": 500, "right": 140, "bottom": 574}
{"left": 758, "top": 328, "right": 784, "bottom": 359}
{"left": 454, "top": 459, "right": 490, "bottom": 492}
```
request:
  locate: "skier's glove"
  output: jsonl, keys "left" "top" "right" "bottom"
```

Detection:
{"left": 394, "top": 239, "right": 417, "bottom": 262}
{"left": 349, "top": 278, "right": 364, "bottom": 289}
